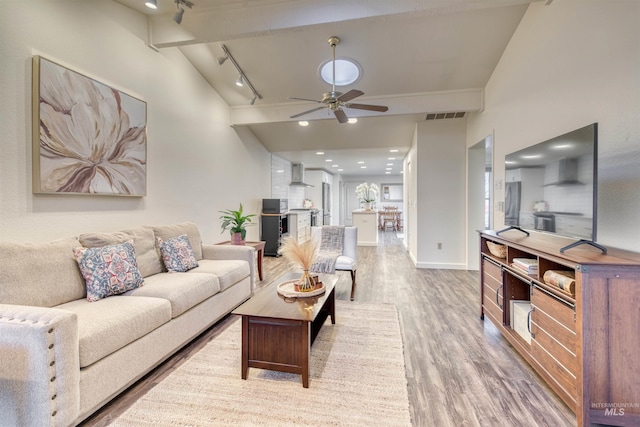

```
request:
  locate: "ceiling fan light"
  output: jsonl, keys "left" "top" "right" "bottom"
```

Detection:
{"left": 144, "top": 0, "right": 158, "bottom": 9}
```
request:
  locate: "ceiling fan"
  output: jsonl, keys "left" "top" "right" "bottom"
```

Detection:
{"left": 288, "top": 36, "right": 389, "bottom": 124}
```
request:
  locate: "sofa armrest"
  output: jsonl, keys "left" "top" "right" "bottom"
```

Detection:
{"left": 201, "top": 244, "right": 256, "bottom": 290}
{"left": 0, "top": 304, "right": 80, "bottom": 427}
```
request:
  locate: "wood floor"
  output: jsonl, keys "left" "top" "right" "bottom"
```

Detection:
{"left": 83, "top": 232, "right": 576, "bottom": 426}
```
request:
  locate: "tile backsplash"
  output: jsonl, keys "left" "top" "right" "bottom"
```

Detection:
{"left": 270, "top": 155, "right": 304, "bottom": 209}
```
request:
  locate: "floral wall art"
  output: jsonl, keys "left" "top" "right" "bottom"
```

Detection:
{"left": 32, "top": 56, "right": 147, "bottom": 196}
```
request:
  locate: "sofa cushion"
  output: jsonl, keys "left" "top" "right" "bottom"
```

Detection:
{"left": 190, "top": 259, "right": 249, "bottom": 292}
{"left": 125, "top": 272, "right": 220, "bottom": 318}
{"left": 73, "top": 241, "right": 145, "bottom": 302}
{"left": 157, "top": 235, "right": 199, "bottom": 273}
{"left": 56, "top": 296, "right": 171, "bottom": 368}
{"left": 153, "top": 222, "right": 203, "bottom": 261}
{"left": 0, "top": 237, "right": 86, "bottom": 307}
{"left": 79, "top": 225, "right": 163, "bottom": 277}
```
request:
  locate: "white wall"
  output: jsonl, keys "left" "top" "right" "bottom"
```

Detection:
{"left": 467, "top": 0, "right": 640, "bottom": 252}
{"left": 0, "top": 0, "right": 272, "bottom": 243}
{"left": 411, "top": 119, "right": 467, "bottom": 269}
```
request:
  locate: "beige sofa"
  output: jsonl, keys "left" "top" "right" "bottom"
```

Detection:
{"left": 0, "top": 222, "right": 255, "bottom": 426}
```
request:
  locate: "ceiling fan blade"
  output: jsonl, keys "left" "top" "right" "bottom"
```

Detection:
{"left": 290, "top": 106, "right": 326, "bottom": 119}
{"left": 337, "top": 89, "right": 364, "bottom": 102}
{"left": 288, "top": 97, "right": 323, "bottom": 103}
{"left": 345, "top": 103, "right": 389, "bottom": 112}
{"left": 334, "top": 109, "right": 348, "bottom": 124}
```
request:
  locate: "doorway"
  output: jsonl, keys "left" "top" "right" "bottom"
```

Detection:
{"left": 467, "top": 134, "right": 493, "bottom": 270}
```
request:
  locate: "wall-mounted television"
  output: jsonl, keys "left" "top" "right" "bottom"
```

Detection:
{"left": 504, "top": 123, "right": 599, "bottom": 248}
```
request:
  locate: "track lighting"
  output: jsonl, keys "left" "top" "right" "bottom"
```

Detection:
{"left": 144, "top": 0, "right": 157, "bottom": 9}
{"left": 173, "top": 0, "right": 194, "bottom": 25}
{"left": 218, "top": 44, "right": 262, "bottom": 105}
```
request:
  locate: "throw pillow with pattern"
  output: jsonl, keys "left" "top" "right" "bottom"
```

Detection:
{"left": 157, "top": 234, "right": 199, "bottom": 272}
{"left": 73, "top": 240, "right": 144, "bottom": 302}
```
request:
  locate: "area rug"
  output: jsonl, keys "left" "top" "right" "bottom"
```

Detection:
{"left": 109, "top": 301, "right": 411, "bottom": 426}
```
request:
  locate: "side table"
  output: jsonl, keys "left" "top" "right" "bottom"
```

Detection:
{"left": 215, "top": 241, "right": 266, "bottom": 281}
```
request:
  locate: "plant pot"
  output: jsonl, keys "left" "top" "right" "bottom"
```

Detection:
{"left": 230, "top": 232, "right": 245, "bottom": 245}
{"left": 362, "top": 202, "right": 373, "bottom": 211}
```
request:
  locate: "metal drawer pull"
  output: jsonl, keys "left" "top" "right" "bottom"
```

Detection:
{"left": 527, "top": 306, "right": 535, "bottom": 338}
{"left": 496, "top": 284, "right": 503, "bottom": 309}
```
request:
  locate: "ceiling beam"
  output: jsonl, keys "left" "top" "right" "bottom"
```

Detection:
{"left": 147, "top": 0, "right": 536, "bottom": 48}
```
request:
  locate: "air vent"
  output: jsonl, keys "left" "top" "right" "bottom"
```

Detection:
{"left": 425, "top": 112, "right": 465, "bottom": 120}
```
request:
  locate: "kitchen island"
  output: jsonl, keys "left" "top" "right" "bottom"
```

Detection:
{"left": 352, "top": 209, "right": 378, "bottom": 246}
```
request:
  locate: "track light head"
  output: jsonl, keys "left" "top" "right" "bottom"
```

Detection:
{"left": 144, "top": 0, "right": 158, "bottom": 9}
{"left": 217, "top": 56, "right": 228, "bottom": 65}
{"left": 173, "top": 0, "right": 194, "bottom": 24}
{"left": 173, "top": 7, "right": 185, "bottom": 24}
{"left": 250, "top": 96, "right": 257, "bottom": 105}
{"left": 235, "top": 75, "right": 244, "bottom": 87}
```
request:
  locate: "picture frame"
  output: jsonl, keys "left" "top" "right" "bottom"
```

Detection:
{"left": 32, "top": 56, "right": 147, "bottom": 196}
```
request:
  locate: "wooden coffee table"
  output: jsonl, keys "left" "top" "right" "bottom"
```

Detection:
{"left": 232, "top": 271, "right": 337, "bottom": 388}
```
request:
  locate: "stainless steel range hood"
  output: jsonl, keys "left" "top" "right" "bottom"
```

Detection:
{"left": 544, "top": 158, "right": 584, "bottom": 186}
{"left": 290, "top": 163, "right": 313, "bottom": 187}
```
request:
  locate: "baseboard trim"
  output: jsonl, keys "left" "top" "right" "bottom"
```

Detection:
{"left": 414, "top": 262, "right": 467, "bottom": 270}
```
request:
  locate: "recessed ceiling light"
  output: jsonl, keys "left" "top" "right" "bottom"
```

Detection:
{"left": 388, "top": 157, "right": 396, "bottom": 160}
{"left": 385, "top": 172, "right": 391, "bottom": 174}
{"left": 319, "top": 58, "right": 362, "bottom": 86}
{"left": 386, "top": 168, "right": 392, "bottom": 171}
{"left": 357, "top": 161, "right": 365, "bottom": 164}
{"left": 298, "top": 121, "right": 309, "bottom": 126}
{"left": 332, "top": 164, "right": 339, "bottom": 167}
{"left": 347, "top": 118, "right": 358, "bottom": 124}
{"left": 325, "top": 159, "right": 333, "bottom": 162}
{"left": 360, "top": 166, "right": 367, "bottom": 169}
{"left": 386, "top": 163, "right": 393, "bottom": 166}
{"left": 276, "top": 169, "right": 284, "bottom": 173}
{"left": 316, "top": 151, "right": 325, "bottom": 155}
{"left": 338, "top": 168, "right": 344, "bottom": 172}
{"left": 389, "top": 149, "right": 399, "bottom": 153}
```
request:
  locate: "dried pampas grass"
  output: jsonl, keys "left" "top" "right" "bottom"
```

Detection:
{"left": 279, "top": 236, "right": 317, "bottom": 270}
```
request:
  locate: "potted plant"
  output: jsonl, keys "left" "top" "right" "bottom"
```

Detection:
{"left": 355, "top": 182, "right": 379, "bottom": 210}
{"left": 219, "top": 203, "right": 256, "bottom": 245}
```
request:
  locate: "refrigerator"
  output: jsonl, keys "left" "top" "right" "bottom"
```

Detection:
{"left": 504, "top": 181, "right": 521, "bottom": 226}
{"left": 322, "top": 182, "right": 331, "bottom": 225}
